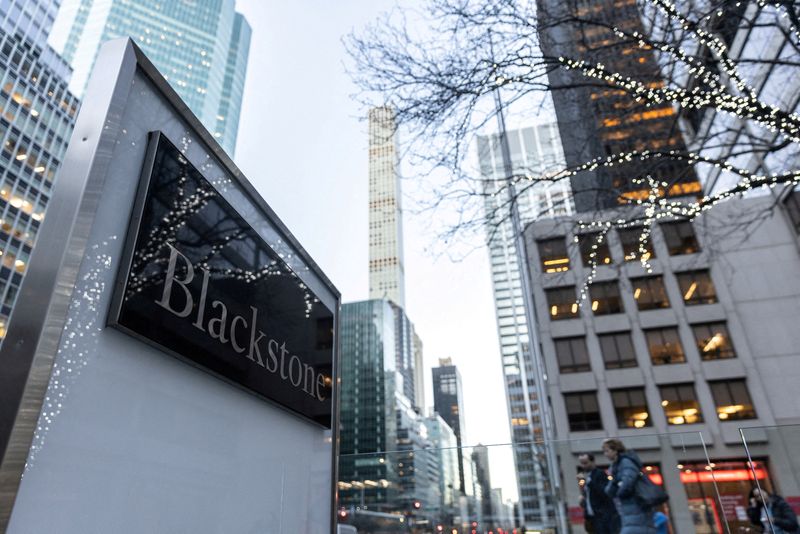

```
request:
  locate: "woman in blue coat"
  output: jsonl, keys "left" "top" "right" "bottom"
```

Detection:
{"left": 603, "top": 438, "right": 657, "bottom": 534}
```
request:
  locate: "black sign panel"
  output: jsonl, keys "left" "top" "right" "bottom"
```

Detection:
{"left": 110, "top": 132, "right": 334, "bottom": 427}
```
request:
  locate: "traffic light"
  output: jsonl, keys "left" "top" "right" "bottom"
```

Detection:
{"left": 338, "top": 508, "right": 348, "bottom": 521}
{"left": 412, "top": 500, "right": 422, "bottom": 510}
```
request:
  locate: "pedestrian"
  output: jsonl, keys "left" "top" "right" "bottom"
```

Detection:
{"left": 578, "top": 452, "right": 620, "bottom": 534}
{"left": 747, "top": 487, "right": 799, "bottom": 533}
{"left": 602, "top": 438, "right": 657, "bottom": 534}
{"left": 653, "top": 510, "right": 669, "bottom": 534}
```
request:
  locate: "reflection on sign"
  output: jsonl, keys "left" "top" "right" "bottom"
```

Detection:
{"left": 110, "top": 132, "right": 334, "bottom": 427}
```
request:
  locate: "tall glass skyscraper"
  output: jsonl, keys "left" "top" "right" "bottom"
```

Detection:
{"left": 477, "top": 123, "right": 574, "bottom": 529}
{"left": 338, "top": 299, "right": 399, "bottom": 510}
{"left": 49, "top": 0, "right": 250, "bottom": 155}
{"left": 0, "top": 0, "right": 78, "bottom": 342}
{"left": 431, "top": 358, "right": 466, "bottom": 492}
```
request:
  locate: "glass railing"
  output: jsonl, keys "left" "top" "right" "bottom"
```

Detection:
{"left": 336, "top": 427, "right": 800, "bottom": 533}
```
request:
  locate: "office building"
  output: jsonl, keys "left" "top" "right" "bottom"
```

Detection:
{"left": 477, "top": 123, "right": 573, "bottom": 528}
{"left": 412, "top": 332, "right": 425, "bottom": 411}
{"left": 525, "top": 194, "right": 800, "bottom": 533}
{"left": 471, "top": 444, "right": 493, "bottom": 528}
{"left": 490, "top": 488, "right": 516, "bottom": 530}
{"left": 49, "top": 0, "right": 250, "bottom": 154}
{"left": 431, "top": 358, "right": 467, "bottom": 493}
{"left": 0, "top": 0, "right": 78, "bottom": 341}
{"left": 367, "top": 105, "right": 405, "bottom": 307}
{"left": 391, "top": 301, "right": 417, "bottom": 406}
{"left": 423, "top": 413, "right": 460, "bottom": 524}
{"left": 395, "top": 392, "right": 438, "bottom": 523}
{"left": 676, "top": 3, "right": 800, "bottom": 197}
{"left": 337, "top": 299, "right": 399, "bottom": 510}
{"left": 537, "top": 0, "right": 701, "bottom": 211}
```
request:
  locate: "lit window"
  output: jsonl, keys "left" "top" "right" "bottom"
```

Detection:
{"left": 659, "top": 383, "right": 703, "bottom": 425}
{"left": 676, "top": 270, "right": 717, "bottom": 305}
{"left": 611, "top": 388, "right": 651, "bottom": 428}
{"left": 709, "top": 380, "right": 756, "bottom": 421}
{"left": 564, "top": 392, "right": 603, "bottom": 431}
{"left": 538, "top": 237, "right": 570, "bottom": 273}
{"left": 692, "top": 322, "right": 736, "bottom": 360}
{"left": 645, "top": 327, "right": 686, "bottom": 365}
{"left": 632, "top": 276, "right": 670, "bottom": 310}
{"left": 661, "top": 221, "right": 700, "bottom": 255}
{"left": 589, "top": 281, "right": 623, "bottom": 315}
{"left": 599, "top": 331, "right": 637, "bottom": 369}
{"left": 578, "top": 233, "right": 612, "bottom": 267}
{"left": 545, "top": 286, "right": 579, "bottom": 320}
{"left": 618, "top": 227, "right": 656, "bottom": 262}
{"left": 554, "top": 337, "right": 591, "bottom": 373}
{"left": 784, "top": 188, "right": 800, "bottom": 234}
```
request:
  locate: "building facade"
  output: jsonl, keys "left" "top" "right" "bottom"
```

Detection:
{"left": 423, "top": 413, "right": 460, "bottom": 525}
{"left": 338, "top": 299, "right": 399, "bottom": 510}
{"left": 431, "top": 358, "right": 467, "bottom": 494}
{"left": 477, "top": 123, "right": 574, "bottom": 529}
{"left": 0, "top": 0, "right": 78, "bottom": 342}
{"left": 390, "top": 301, "right": 418, "bottom": 407}
{"left": 367, "top": 105, "right": 405, "bottom": 307}
{"left": 412, "top": 331, "right": 425, "bottom": 411}
{"left": 49, "top": 0, "right": 250, "bottom": 155}
{"left": 471, "top": 444, "right": 493, "bottom": 529}
{"left": 676, "top": 3, "right": 800, "bottom": 199}
{"left": 525, "top": 195, "right": 800, "bottom": 533}
{"left": 537, "top": 0, "right": 701, "bottom": 211}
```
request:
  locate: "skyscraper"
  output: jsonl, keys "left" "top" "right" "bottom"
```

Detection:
{"left": 49, "top": 0, "right": 251, "bottom": 155}
{"left": 391, "top": 301, "right": 417, "bottom": 406}
{"left": 471, "top": 444, "right": 493, "bottom": 528}
{"left": 477, "top": 123, "right": 574, "bottom": 528}
{"left": 423, "top": 413, "right": 459, "bottom": 523}
{"left": 412, "top": 332, "right": 425, "bottom": 410}
{"left": 537, "top": 0, "right": 701, "bottom": 211}
{"left": 368, "top": 106, "right": 405, "bottom": 307}
{"left": 0, "top": 0, "right": 78, "bottom": 342}
{"left": 431, "top": 358, "right": 466, "bottom": 493}
{"left": 338, "top": 299, "right": 399, "bottom": 509}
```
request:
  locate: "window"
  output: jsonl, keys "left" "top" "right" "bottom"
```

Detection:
{"left": 564, "top": 392, "right": 603, "bottom": 431}
{"left": 618, "top": 227, "right": 656, "bottom": 262}
{"left": 659, "top": 383, "right": 703, "bottom": 425}
{"left": 632, "top": 276, "right": 670, "bottom": 310}
{"left": 645, "top": 327, "right": 686, "bottom": 365}
{"left": 554, "top": 337, "right": 591, "bottom": 373}
{"left": 598, "top": 332, "right": 638, "bottom": 369}
{"left": 545, "top": 286, "right": 579, "bottom": 320}
{"left": 611, "top": 388, "right": 652, "bottom": 428}
{"left": 661, "top": 221, "right": 700, "bottom": 255}
{"left": 784, "top": 188, "right": 800, "bottom": 234}
{"left": 589, "top": 281, "right": 623, "bottom": 315}
{"left": 578, "top": 233, "right": 612, "bottom": 266}
{"left": 692, "top": 322, "right": 736, "bottom": 360}
{"left": 538, "top": 237, "right": 570, "bottom": 273}
{"left": 709, "top": 380, "right": 756, "bottom": 421}
{"left": 676, "top": 270, "right": 717, "bottom": 305}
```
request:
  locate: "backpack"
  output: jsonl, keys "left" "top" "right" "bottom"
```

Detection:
{"left": 636, "top": 471, "right": 669, "bottom": 507}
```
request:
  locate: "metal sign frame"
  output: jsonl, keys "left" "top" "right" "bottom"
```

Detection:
{"left": 0, "top": 39, "right": 341, "bottom": 531}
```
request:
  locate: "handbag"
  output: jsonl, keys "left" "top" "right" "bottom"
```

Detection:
{"left": 635, "top": 471, "right": 669, "bottom": 507}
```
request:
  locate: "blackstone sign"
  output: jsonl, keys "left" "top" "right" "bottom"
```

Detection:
{"left": 110, "top": 132, "right": 334, "bottom": 427}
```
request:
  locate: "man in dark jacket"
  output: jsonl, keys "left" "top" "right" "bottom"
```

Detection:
{"left": 747, "top": 487, "right": 799, "bottom": 533}
{"left": 579, "top": 453, "right": 620, "bottom": 534}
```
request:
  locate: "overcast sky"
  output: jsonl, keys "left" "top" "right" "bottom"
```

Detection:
{"left": 234, "top": 1, "right": 518, "bottom": 500}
